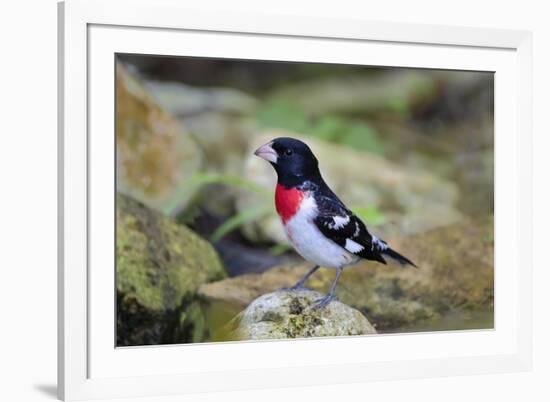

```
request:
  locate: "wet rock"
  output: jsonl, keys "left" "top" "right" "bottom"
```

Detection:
{"left": 199, "top": 219, "right": 493, "bottom": 333}
{"left": 235, "top": 289, "right": 376, "bottom": 340}
{"left": 116, "top": 193, "right": 226, "bottom": 345}
{"left": 116, "top": 64, "right": 203, "bottom": 215}
{"left": 236, "top": 131, "right": 462, "bottom": 244}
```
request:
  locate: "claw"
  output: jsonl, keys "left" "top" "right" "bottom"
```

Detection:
{"left": 311, "top": 266, "right": 342, "bottom": 310}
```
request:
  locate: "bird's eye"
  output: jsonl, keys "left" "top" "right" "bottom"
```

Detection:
{"left": 284, "top": 149, "right": 293, "bottom": 156}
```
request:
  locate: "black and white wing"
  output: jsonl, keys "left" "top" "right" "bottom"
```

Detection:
{"left": 313, "top": 195, "right": 389, "bottom": 264}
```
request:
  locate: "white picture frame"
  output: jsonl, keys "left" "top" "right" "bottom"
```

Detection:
{"left": 58, "top": 0, "right": 533, "bottom": 400}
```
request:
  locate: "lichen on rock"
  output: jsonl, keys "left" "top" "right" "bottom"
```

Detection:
{"left": 235, "top": 289, "right": 376, "bottom": 340}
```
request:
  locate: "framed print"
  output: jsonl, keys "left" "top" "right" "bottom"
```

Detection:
{"left": 58, "top": 0, "right": 533, "bottom": 400}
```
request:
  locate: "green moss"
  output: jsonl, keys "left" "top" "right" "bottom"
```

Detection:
{"left": 116, "top": 193, "right": 226, "bottom": 345}
{"left": 277, "top": 309, "right": 325, "bottom": 338}
{"left": 117, "top": 193, "right": 225, "bottom": 311}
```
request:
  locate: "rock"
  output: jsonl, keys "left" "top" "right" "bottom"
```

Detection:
{"left": 235, "top": 290, "right": 376, "bottom": 340}
{"left": 414, "top": 71, "right": 494, "bottom": 125}
{"left": 267, "top": 70, "right": 491, "bottom": 119}
{"left": 369, "top": 116, "right": 494, "bottom": 219}
{"left": 199, "top": 219, "right": 493, "bottom": 333}
{"left": 145, "top": 81, "right": 258, "bottom": 117}
{"left": 144, "top": 80, "right": 259, "bottom": 216}
{"left": 236, "top": 131, "right": 462, "bottom": 244}
{"left": 181, "top": 113, "right": 257, "bottom": 216}
{"left": 116, "top": 64, "right": 203, "bottom": 216}
{"left": 456, "top": 147, "right": 493, "bottom": 216}
{"left": 268, "top": 71, "right": 438, "bottom": 117}
{"left": 116, "top": 193, "right": 226, "bottom": 345}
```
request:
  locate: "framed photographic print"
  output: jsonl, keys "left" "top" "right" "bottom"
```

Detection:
{"left": 58, "top": 0, "right": 533, "bottom": 400}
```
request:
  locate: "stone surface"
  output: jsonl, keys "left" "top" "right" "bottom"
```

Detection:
{"left": 268, "top": 71, "right": 438, "bottom": 117}
{"left": 144, "top": 80, "right": 257, "bottom": 176}
{"left": 144, "top": 80, "right": 259, "bottom": 216}
{"left": 199, "top": 219, "right": 493, "bottom": 333}
{"left": 235, "top": 289, "right": 376, "bottom": 340}
{"left": 145, "top": 80, "right": 258, "bottom": 117}
{"left": 236, "top": 131, "right": 462, "bottom": 244}
{"left": 267, "top": 70, "right": 490, "bottom": 119}
{"left": 116, "top": 64, "right": 203, "bottom": 216}
{"left": 116, "top": 193, "right": 226, "bottom": 345}
{"left": 369, "top": 116, "right": 494, "bottom": 219}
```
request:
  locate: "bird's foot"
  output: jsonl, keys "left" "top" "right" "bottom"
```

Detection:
{"left": 311, "top": 294, "right": 336, "bottom": 310}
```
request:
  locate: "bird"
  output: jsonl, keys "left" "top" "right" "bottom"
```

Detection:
{"left": 254, "top": 137, "right": 417, "bottom": 309}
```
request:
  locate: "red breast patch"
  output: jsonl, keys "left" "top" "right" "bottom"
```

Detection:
{"left": 275, "top": 184, "right": 304, "bottom": 224}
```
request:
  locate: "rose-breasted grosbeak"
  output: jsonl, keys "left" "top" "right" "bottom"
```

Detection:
{"left": 254, "top": 137, "right": 417, "bottom": 309}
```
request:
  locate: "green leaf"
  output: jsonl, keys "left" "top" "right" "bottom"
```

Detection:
{"left": 340, "top": 122, "right": 385, "bottom": 155}
{"left": 310, "top": 115, "right": 345, "bottom": 142}
{"left": 188, "top": 173, "right": 270, "bottom": 196}
{"left": 352, "top": 206, "right": 386, "bottom": 226}
{"left": 210, "top": 206, "right": 273, "bottom": 242}
{"left": 385, "top": 97, "right": 410, "bottom": 117}
{"left": 256, "top": 99, "right": 312, "bottom": 133}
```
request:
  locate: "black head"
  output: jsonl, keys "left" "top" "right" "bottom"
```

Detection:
{"left": 254, "top": 137, "right": 321, "bottom": 186}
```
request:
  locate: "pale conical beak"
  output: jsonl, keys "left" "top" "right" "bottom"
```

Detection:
{"left": 254, "top": 142, "right": 278, "bottom": 163}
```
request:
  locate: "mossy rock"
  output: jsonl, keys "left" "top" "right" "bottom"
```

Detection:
{"left": 116, "top": 193, "right": 226, "bottom": 345}
{"left": 235, "top": 290, "right": 376, "bottom": 340}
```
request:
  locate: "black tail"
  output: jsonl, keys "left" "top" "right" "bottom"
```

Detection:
{"left": 382, "top": 247, "right": 418, "bottom": 268}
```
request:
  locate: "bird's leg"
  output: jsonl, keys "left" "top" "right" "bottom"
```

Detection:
{"left": 312, "top": 267, "right": 343, "bottom": 309}
{"left": 289, "top": 265, "right": 320, "bottom": 290}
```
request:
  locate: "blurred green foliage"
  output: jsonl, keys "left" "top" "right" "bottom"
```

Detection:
{"left": 384, "top": 96, "right": 410, "bottom": 117}
{"left": 210, "top": 205, "right": 272, "bottom": 243}
{"left": 351, "top": 206, "right": 386, "bottom": 226}
{"left": 256, "top": 99, "right": 385, "bottom": 155}
{"left": 184, "top": 173, "right": 271, "bottom": 198}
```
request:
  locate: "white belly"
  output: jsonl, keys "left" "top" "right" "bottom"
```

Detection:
{"left": 283, "top": 196, "right": 360, "bottom": 269}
